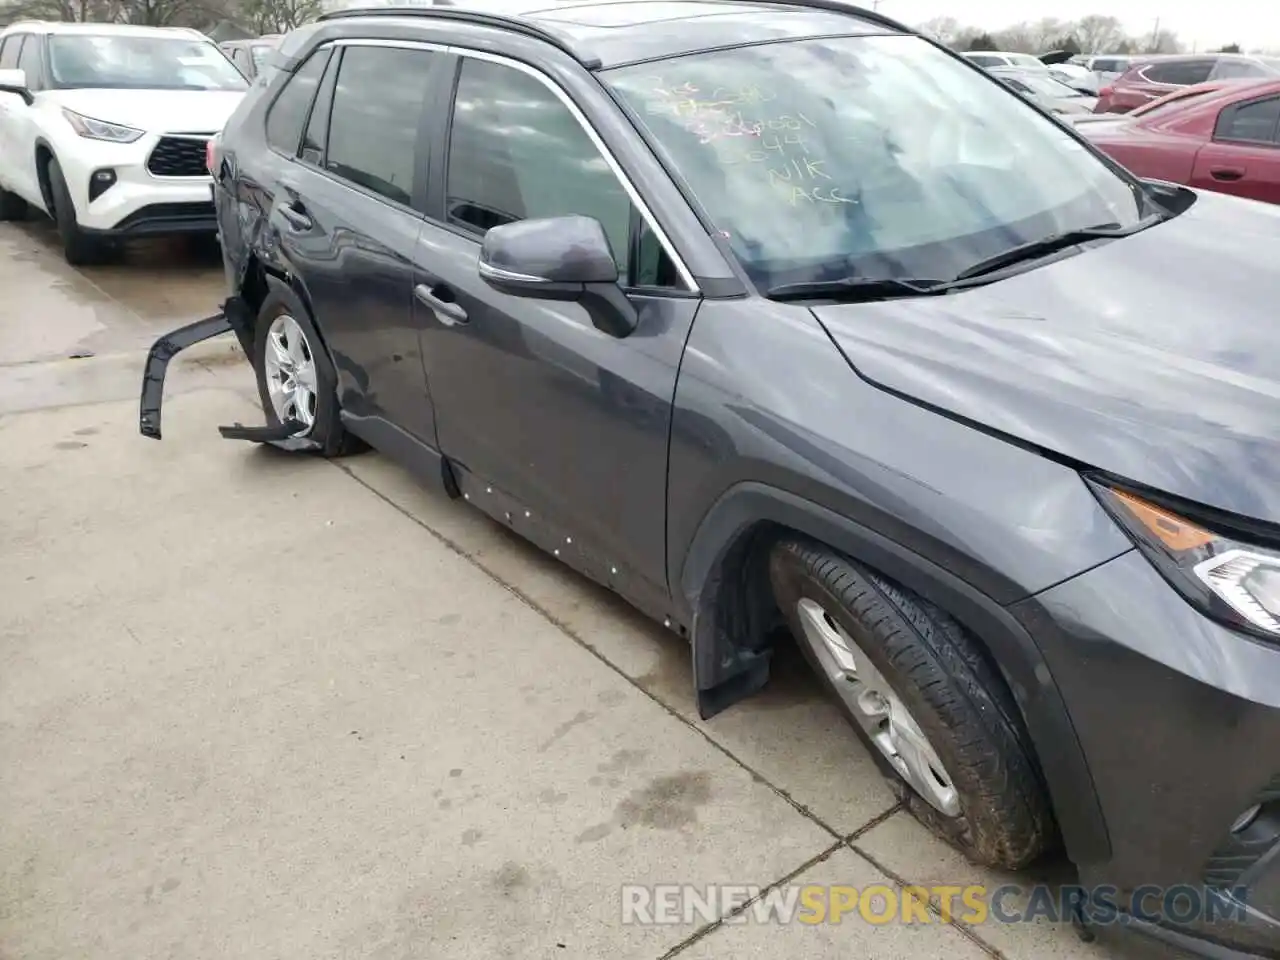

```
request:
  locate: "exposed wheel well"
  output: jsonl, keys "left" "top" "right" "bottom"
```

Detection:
{"left": 34, "top": 144, "right": 54, "bottom": 215}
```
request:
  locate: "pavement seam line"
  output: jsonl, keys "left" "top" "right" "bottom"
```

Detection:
{"left": 332, "top": 461, "right": 872, "bottom": 843}
{"left": 845, "top": 840, "right": 1011, "bottom": 960}
{"left": 655, "top": 839, "right": 847, "bottom": 960}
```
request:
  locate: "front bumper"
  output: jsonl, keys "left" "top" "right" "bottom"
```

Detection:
{"left": 59, "top": 134, "right": 217, "bottom": 235}
{"left": 1015, "top": 550, "right": 1280, "bottom": 957}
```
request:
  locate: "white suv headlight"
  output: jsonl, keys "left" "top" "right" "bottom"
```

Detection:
{"left": 62, "top": 108, "right": 144, "bottom": 144}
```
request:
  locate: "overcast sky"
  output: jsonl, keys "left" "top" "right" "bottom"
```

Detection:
{"left": 889, "top": 1, "right": 1280, "bottom": 52}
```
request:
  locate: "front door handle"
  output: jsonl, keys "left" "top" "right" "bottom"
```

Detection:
{"left": 278, "top": 203, "right": 313, "bottom": 231}
{"left": 1210, "top": 167, "right": 1245, "bottom": 182}
{"left": 414, "top": 283, "right": 469, "bottom": 325}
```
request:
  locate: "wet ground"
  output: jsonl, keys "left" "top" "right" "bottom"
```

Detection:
{"left": 0, "top": 221, "right": 1176, "bottom": 959}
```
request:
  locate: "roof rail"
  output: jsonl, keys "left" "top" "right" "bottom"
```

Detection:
{"left": 700, "top": 0, "right": 917, "bottom": 35}
{"left": 315, "top": 5, "right": 599, "bottom": 67}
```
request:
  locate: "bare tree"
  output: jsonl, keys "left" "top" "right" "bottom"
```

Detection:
{"left": 1074, "top": 15, "right": 1126, "bottom": 54}
{"left": 1144, "top": 28, "right": 1183, "bottom": 54}
{"left": 1028, "top": 16, "right": 1067, "bottom": 51}
{"left": 992, "top": 22, "right": 1036, "bottom": 53}
{"left": 237, "top": 0, "right": 318, "bottom": 32}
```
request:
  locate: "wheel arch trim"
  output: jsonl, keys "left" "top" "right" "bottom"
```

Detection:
{"left": 677, "top": 480, "right": 1111, "bottom": 865}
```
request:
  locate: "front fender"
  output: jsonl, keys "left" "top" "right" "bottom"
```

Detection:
{"left": 680, "top": 479, "right": 1112, "bottom": 869}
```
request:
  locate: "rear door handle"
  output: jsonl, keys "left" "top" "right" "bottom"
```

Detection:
{"left": 279, "top": 203, "right": 313, "bottom": 231}
{"left": 414, "top": 283, "right": 469, "bottom": 325}
{"left": 1210, "top": 167, "right": 1245, "bottom": 182}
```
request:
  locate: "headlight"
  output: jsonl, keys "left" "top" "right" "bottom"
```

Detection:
{"left": 62, "top": 108, "right": 144, "bottom": 143}
{"left": 1090, "top": 479, "right": 1280, "bottom": 640}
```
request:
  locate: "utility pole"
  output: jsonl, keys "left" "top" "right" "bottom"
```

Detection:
{"left": 1149, "top": 16, "right": 1161, "bottom": 53}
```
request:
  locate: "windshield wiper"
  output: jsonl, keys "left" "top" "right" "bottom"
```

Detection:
{"left": 953, "top": 214, "right": 1163, "bottom": 282}
{"left": 766, "top": 277, "right": 954, "bottom": 303}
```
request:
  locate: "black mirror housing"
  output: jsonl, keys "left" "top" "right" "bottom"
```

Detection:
{"left": 478, "top": 215, "right": 638, "bottom": 338}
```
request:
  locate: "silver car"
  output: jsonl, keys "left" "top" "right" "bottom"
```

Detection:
{"left": 990, "top": 67, "right": 1100, "bottom": 115}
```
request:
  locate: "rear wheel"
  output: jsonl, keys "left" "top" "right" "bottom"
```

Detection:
{"left": 0, "top": 185, "right": 27, "bottom": 222}
{"left": 46, "top": 156, "right": 108, "bottom": 266}
{"left": 251, "top": 288, "right": 364, "bottom": 457}
{"left": 769, "top": 538, "right": 1054, "bottom": 869}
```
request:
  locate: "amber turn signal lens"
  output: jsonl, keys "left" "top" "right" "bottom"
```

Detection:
{"left": 1111, "top": 489, "right": 1216, "bottom": 552}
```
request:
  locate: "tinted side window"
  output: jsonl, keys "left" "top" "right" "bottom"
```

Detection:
{"left": 264, "top": 47, "right": 330, "bottom": 156}
{"left": 300, "top": 49, "right": 337, "bottom": 166}
{"left": 967, "top": 55, "right": 1003, "bottom": 68}
{"left": 1217, "top": 97, "right": 1280, "bottom": 144}
{"left": 324, "top": 45, "right": 436, "bottom": 207}
{"left": 1093, "top": 58, "right": 1120, "bottom": 73}
{"left": 1145, "top": 60, "right": 1213, "bottom": 85}
{"left": 0, "top": 35, "right": 24, "bottom": 70}
{"left": 16, "top": 33, "right": 40, "bottom": 87}
{"left": 446, "top": 58, "right": 634, "bottom": 271}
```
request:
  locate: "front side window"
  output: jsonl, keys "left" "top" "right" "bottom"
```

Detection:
{"left": 605, "top": 35, "right": 1144, "bottom": 291}
{"left": 265, "top": 47, "right": 330, "bottom": 155}
{"left": 47, "top": 35, "right": 247, "bottom": 91}
{"left": 1217, "top": 97, "right": 1280, "bottom": 144}
{"left": 0, "top": 35, "right": 24, "bottom": 70}
{"left": 446, "top": 58, "right": 633, "bottom": 273}
{"left": 324, "top": 45, "right": 437, "bottom": 207}
{"left": 1211, "top": 60, "right": 1267, "bottom": 80}
{"left": 16, "top": 32, "right": 40, "bottom": 85}
{"left": 966, "top": 55, "right": 1004, "bottom": 68}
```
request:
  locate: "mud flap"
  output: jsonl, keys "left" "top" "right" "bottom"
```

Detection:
{"left": 139, "top": 313, "right": 233, "bottom": 439}
{"left": 218, "top": 419, "right": 317, "bottom": 452}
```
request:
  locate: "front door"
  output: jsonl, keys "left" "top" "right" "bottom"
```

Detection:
{"left": 269, "top": 40, "right": 450, "bottom": 444}
{"left": 413, "top": 54, "right": 700, "bottom": 618}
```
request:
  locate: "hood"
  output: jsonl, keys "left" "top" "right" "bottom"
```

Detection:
{"left": 44, "top": 88, "right": 245, "bottom": 134}
{"left": 812, "top": 191, "right": 1280, "bottom": 524}
{"left": 1053, "top": 96, "right": 1098, "bottom": 114}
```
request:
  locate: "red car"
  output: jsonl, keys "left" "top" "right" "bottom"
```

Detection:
{"left": 1095, "top": 53, "right": 1280, "bottom": 114}
{"left": 1080, "top": 78, "right": 1280, "bottom": 205}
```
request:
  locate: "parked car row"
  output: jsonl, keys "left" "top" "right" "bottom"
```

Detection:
{"left": 1096, "top": 52, "right": 1280, "bottom": 114}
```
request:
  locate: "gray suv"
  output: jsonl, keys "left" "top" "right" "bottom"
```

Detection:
{"left": 140, "top": 4, "right": 1280, "bottom": 956}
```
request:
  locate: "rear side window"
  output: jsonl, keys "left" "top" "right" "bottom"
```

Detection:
{"left": 0, "top": 35, "right": 24, "bottom": 70}
{"left": 265, "top": 47, "right": 330, "bottom": 155}
{"left": 1093, "top": 58, "right": 1122, "bottom": 73}
{"left": 1216, "top": 96, "right": 1280, "bottom": 144}
{"left": 1211, "top": 60, "right": 1268, "bottom": 80}
{"left": 324, "top": 45, "right": 436, "bottom": 207}
{"left": 1143, "top": 60, "right": 1213, "bottom": 86}
{"left": 966, "top": 55, "right": 1004, "bottom": 68}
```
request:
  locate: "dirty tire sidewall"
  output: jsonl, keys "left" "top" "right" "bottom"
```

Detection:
{"left": 769, "top": 539, "right": 1054, "bottom": 870}
{"left": 252, "top": 288, "right": 358, "bottom": 458}
{"left": 48, "top": 157, "right": 103, "bottom": 266}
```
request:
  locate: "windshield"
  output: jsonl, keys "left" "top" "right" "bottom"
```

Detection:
{"left": 1007, "top": 53, "right": 1048, "bottom": 70}
{"left": 604, "top": 35, "right": 1143, "bottom": 290}
{"left": 1132, "top": 86, "right": 1218, "bottom": 117}
{"left": 250, "top": 44, "right": 275, "bottom": 68}
{"left": 48, "top": 34, "right": 248, "bottom": 91}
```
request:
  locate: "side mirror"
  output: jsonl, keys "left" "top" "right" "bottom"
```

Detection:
{"left": 0, "top": 68, "right": 32, "bottom": 105}
{"left": 478, "top": 215, "right": 638, "bottom": 338}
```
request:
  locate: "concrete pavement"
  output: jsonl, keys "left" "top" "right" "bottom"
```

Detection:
{"left": 0, "top": 219, "right": 1167, "bottom": 959}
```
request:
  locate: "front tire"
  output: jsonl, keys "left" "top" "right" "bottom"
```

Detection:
{"left": 769, "top": 539, "right": 1054, "bottom": 869}
{"left": 46, "top": 156, "right": 107, "bottom": 266}
{"left": 251, "top": 288, "right": 363, "bottom": 458}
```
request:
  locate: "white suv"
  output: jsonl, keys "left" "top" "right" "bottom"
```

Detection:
{"left": 0, "top": 22, "right": 248, "bottom": 264}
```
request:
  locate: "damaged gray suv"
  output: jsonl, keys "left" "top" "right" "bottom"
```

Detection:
{"left": 140, "top": 3, "right": 1280, "bottom": 956}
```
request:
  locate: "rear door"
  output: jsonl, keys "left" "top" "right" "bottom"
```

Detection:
{"left": 1191, "top": 93, "right": 1280, "bottom": 204}
{"left": 410, "top": 52, "right": 701, "bottom": 618}
{"left": 268, "top": 40, "right": 450, "bottom": 444}
{"left": 0, "top": 34, "right": 30, "bottom": 199}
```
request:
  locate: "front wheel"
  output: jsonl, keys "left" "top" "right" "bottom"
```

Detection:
{"left": 769, "top": 539, "right": 1054, "bottom": 869}
{"left": 46, "top": 156, "right": 108, "bottom": 266}
{"left": 251, "top": 289, "right": 364, "bottom": 458}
